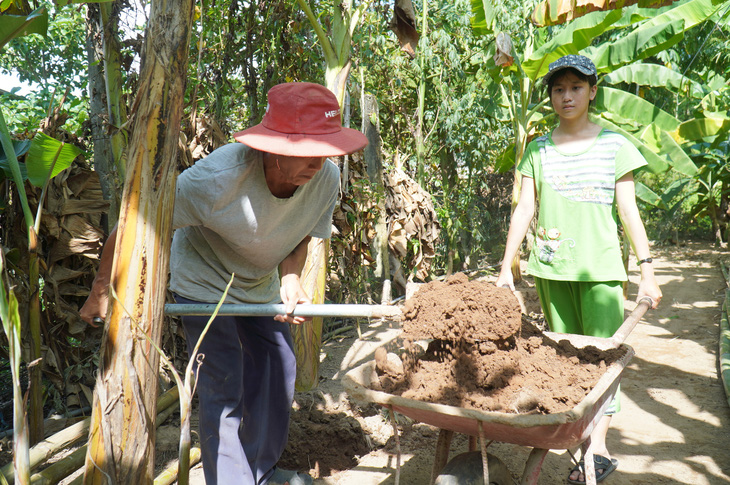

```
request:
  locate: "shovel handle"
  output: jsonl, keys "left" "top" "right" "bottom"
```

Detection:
{"left": 609, "top": 297, "right": 653, "bottom": 347}
{"left": 164, "top": 303, "right": 402, "bottom": 319}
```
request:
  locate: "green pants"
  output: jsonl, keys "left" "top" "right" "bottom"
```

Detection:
{"left": 534, "top": 278, "right": 624, "bottom": 338}
{"left": 534, "top": 278, "right": 624, "bottom": 414}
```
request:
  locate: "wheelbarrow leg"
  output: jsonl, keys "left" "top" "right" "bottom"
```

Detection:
{"left": 468, "top": 435, "right": 477, "bottom": 452}
{"left": 430, "top": 428, "right": 454, "bottom": 484}
{"left": 519, "top": 448, "right": 549, "bottom": 485}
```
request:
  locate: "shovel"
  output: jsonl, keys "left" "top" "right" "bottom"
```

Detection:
{"left": 163, "top": 302, "right": 403, "bottom": 319}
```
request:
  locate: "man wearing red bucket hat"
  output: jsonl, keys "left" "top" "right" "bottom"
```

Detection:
{"left": 80, "top": 82, "right": 367, "bottom": 484}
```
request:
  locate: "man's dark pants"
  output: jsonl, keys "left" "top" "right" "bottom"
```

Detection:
{"left": 176, "top": 295, "right": 296, "bottom": 485}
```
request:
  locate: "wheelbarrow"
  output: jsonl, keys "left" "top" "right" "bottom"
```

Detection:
{"left": 341, "top": 298, "right": 653, "bottom": 485}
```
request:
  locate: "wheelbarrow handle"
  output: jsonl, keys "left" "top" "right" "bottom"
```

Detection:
{"left": 608, "top": 296, "right": 653, "bottom": 347}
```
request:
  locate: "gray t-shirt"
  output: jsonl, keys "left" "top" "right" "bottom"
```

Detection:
{"left": 169, "top": 143, "right": 340, "bottom": 304}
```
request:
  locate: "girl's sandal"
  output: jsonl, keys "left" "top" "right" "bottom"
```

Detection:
{"left": 567, "top": 454, "right": 619, "bottom": 484}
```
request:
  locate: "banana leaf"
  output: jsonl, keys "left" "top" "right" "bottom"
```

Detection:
{"left": 531, "top": 0, "right": 680, "bottom": 27}
{"left": 672, "top": 114, "right": 730, "bottom": 143}
{"left": 603, "top": 64, "right": 708, "bottom": 99}
{"left": 640, "top": 0, "right": 728, "bottom": 30}
{"left": 660, "top": 130, "right": 698, "bottom": 176}
{"left": 602, "top": 111, "right": 643, "bottom": 132}
{"left": 639, "top": 123, "right": 698, "bottom": 176}
{"left": 0, "top": 6, "right": 47, "bottom": 50}
{"left": 469, "top": 0, "right": 495, "bottom": 36}
{"left": 25, "top": 132, "right": 82, "bottom": 187}
{"left": 523, "top": 10, "right": 624, "bottom": 81}
{"left": 634, "top": 180, "right": 667, "bottom": 208}
{"left": 584, "top": 0, "right": 730, "bottom": 69}
{"left": 595, "top": 86, "right": 681, "bottom": 132}
{"left": 495, "top": 142, "right": 516, "bottom": 173}
{"left": 586, "top": 19, "right": 685, "bottom": 71}
{"left": 524, "top": 0, "right": 728, "bottom": 81}
{"left": 0, "top": 108, "right": 33, "bottom": 225}
{"left": 661, "top": 177, "right": 694, "bottom": 209}
{"left": 0, "top": 139, "right": 30, "bottom": 181}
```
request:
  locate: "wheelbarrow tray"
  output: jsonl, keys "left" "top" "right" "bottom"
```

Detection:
{"left": 342, "top": 331, "right": 635, "bottom": 451}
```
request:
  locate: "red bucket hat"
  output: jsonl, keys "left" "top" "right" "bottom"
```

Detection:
{"left": 233, "top": 82, "right": 368, "bottom": 157}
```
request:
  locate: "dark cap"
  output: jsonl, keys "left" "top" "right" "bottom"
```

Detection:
{"left": 542, "top": 55, "right": 597, "bottom": 85}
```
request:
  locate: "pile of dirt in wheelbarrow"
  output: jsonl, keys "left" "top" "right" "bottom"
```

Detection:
{"left": 373, "top": 272, "right": 625, "bottom": 414}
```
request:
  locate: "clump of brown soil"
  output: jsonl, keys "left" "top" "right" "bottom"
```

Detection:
{"left": 279, "top": 394, "right": 372, "bottom": 477}
{"left": 401, "top": 272, "right": 522, "bottom": 342}
{"left": 377, "top": 273, "right": 625, "bottom": 414}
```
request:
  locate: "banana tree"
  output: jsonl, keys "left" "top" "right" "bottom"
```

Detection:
{"left": 665, "top": 108, "right": 730, "bottom": 242}
{"left": 80, "top": 0, "right": 195, "bottom": 481}
{"left": 0, "top": 114, "right": 82, "bottom": 485}
{"left": 85, "top": 0, "right": 128, "bottom": 231}
{"left": 0, "top": 237, "right": 29, "bottom": 485}
{"left": 295, "top": 0, "right": 370, "bottom": 103}
{"left": 0, "top": 0, "right": 52, "bottom": 446}
{"left": 291, "top": 0, "right": 371, "bottom": 391}
{"left": 694, "top": 159, "right": 730, "bottom": 245}
{"left": 599, "top": 24, "right": 730, "bottom": 242}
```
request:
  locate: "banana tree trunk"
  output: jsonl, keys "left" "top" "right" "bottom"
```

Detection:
{"left": 294, "top": 67, "right": 351, "bottom": 391}
{"left": 508, "top": 75, "right": 535, "bottom": 284}
{"left": 85, "top": 1, "right": 127, "bottom": 231}
{"left": 82, "top": 0, "right": 195, "bottom": 481}
{"left": 28, "top": 229, "right": 43, "bottom": 445}
{"left": 85, "top": 5, "right": 115, "bottom": 230}
{"left": 292, "top": 238, "right": 328, "bottom": 391}
{"left": 99, "top": 1, "right": 128, "bottom": 190}
{"left": 292, "top": 0, "right": 368, "bottom": 391}
{"left": 361, "top": 92, "right": 390, "bottom": 298}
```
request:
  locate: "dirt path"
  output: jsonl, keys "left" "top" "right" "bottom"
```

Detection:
{"left": 184, "top": 242, "right": 730, "bottom": 484}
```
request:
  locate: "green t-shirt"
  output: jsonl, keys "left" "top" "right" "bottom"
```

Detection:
{"left": 518, "top": 129, "right": 647, "bottom": 282}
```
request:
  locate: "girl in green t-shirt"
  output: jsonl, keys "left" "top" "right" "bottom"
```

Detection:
{"left": 496, "top": 54, "right": 662, "bottom": 484}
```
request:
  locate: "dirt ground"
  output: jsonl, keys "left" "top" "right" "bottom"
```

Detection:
{"left": 172, "top": 241, "right": 730, "bottom": 484}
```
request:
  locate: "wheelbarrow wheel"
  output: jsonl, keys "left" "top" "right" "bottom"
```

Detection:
{"left": 434, "top": 451, "right": 513, "bottom": 485}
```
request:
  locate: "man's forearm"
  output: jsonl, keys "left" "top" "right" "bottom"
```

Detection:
{"left": 79, "top": 224, "right": 118, "bottom": 324}
{"left": 93, "top": 225, "right": 118, "bottom": 288}
{"left": 279, "top": 236, "right": 312, "bottom": 278}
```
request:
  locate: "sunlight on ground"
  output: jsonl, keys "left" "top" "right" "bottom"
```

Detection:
{"left": 671, "top": 301, "right": 720, "bottom": 310}
{"left": 691, "top": 300, "right": 721, "bottom": 309}
{"left": 331, "top": 452, "right": 417, "bottom": 485}
{"left": 619, "top": 396, "right": 684, "bottom": 444}
{"left": 639, "top": 341, "right": 715, "bottom": 377}
{"left": 648, "top": 458, "right": 711, "bottom": 484}
{"left": 639, "top": 324, "right": 675, "bottom": 335}
{"left": 686, "top": 456, "right": 727, "bottom": 480}
{"left": 645, "top": 389, "right": 722, "bottom": 427}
